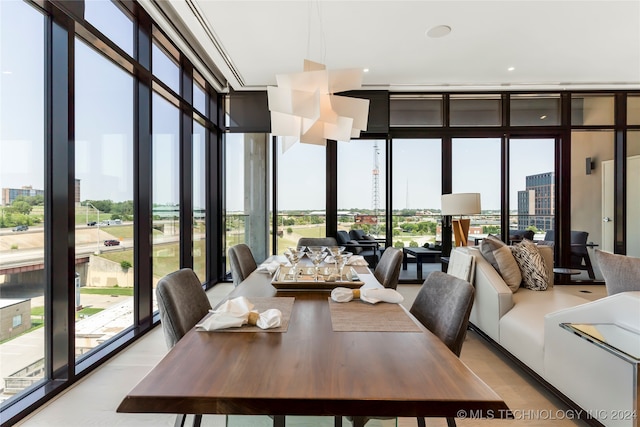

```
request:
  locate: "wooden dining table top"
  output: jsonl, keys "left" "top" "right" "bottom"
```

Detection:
{"left": 117, "top": 264, "right": 509, "bottom": 419}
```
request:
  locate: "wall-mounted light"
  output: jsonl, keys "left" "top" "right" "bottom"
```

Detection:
{"left": 586, "top": 157, "right": 596, "bottom": 175}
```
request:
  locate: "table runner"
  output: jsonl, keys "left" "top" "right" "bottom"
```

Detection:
{"left": 215, "top": 297, "right": 294, "bottom": 332}
{"left": 328, "top": 298, "right": 422, "bottom": 332}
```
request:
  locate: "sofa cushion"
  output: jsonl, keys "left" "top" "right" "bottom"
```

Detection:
{"left": 595, "top": 250, "right": 640, "bottom": 295}
{"left": 480, "top": 235, "right": 521, "bottom": 292}
{"left": 511, "top": 240, "right": 548, "bottom": 291}
{"left": 499, "top": 289, "right": 590, "bottom": 376}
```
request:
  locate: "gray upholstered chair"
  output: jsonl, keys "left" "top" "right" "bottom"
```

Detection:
{"left": 373, "top": 246, "right": 403, "bottom": 289}
{"left": 410, "top": 271, "right": 475, "bottom": 427}
{"left": 297, "top": 237, "right": 338, "bottom": 247}
{"left": 594, "top": 249, "right": 640, "bottom": 295}
{"left": 156, "top": 268, "right": 212, "bottom": 427}
{"left": 228, "top": 243, "right": 258, "bottom": 286}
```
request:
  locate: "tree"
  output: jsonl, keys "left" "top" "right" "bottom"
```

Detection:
{"left": 11, "top": 200, "right": 32, "bottom": 215}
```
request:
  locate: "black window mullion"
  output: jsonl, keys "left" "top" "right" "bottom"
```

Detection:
{"left": 47, "top": 10, "right": 75, "bottom": 381}
{"left": 180, "top": 62, "right": 194, "bottom": 269}
{"left": 134, "top": 15, "right": 153, "bottom": 326}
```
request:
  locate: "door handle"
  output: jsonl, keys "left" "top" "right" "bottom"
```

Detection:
{"left": 603, "top": 217, "right": 611, "bottom": 222}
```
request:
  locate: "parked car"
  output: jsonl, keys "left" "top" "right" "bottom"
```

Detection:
{"left": 87, "top": 221, "right": 97, "bottom": 226}
{"left": 104, "top": 239, "right": 120, "bottom": 246}
{"left": 12, "top": 225, "right": 28, "bottom": 232}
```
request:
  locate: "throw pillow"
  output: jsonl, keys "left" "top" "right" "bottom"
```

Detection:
{"left": 493, "top": 245, "right": 522, "bottom": 292}
{"left": 478, "top": 235, "right": 521, "bottom": 292}
{"left": 479, "top": 234, "right": 507, "bottom": 271}
{"left": 510, "top": 240, "right": 549, "bottom": 291}
{"left": 594, "top": 250, "right": 640, "bottom": 295}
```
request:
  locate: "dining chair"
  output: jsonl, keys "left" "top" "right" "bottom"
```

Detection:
{"left": 373, "top": 246, "right": 403, "bottom": 289}
{"left": 410, "top": 271, "right": 475, "bottom": 427}
{"left": 228, "top": 243, "right": 258, "bottom": 286}
{"left": 297, "top": 237, "right": 338, "bottom": 247}
{"left": 156, "top": 268, "right": 212, "bottom": 427}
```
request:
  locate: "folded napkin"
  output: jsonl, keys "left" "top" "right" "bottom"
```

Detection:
{"left": 257, "top": 260, "right": 282, "bottom": 274}
{"left": 196, "top": 296, "right": 282, "bottom": 331}
{"left": 347, "top": 255, "right": 368, "bottom": 266}
{"left": 331, "top": 287, "right": 404, "bottom": 304}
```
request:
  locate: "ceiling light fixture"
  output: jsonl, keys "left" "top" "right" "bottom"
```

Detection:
{"left": 508, "top": 66, "right": 515, "bottom": 71}
{"left": 540, "top": 115, "right": 548, "bottom": 120}
{"left": 426, "top": 25, "right": 452, "bottom": 38}
{"left": 267, "top": 60, "right": 370, "bottom": 152}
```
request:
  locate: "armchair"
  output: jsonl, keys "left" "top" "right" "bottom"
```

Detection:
{"left": 335, "top": 230, "right": 380, "bottom": 266}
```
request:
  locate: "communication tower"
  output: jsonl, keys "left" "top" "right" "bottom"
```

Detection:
{"left": 371, "top": 141, "right": 380, "bottom": 233}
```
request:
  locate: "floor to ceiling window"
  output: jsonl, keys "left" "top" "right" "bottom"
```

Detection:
{"left": 225, "top": 133, "right": 269, "bottom": 273}
{"left": 509, "top": 138, "right": 555, "bottom": 240}
{"left": 570, "top": 94, "right": 615, "bottom": 281}
{"left": 151, "top": 92, "right": 180, "bottom": 293}
{"left": 0, "top": 0, "right": 46, "bottom": 402}
{"left": 193, "top": 121, "right": 207, "bottom": 282}
{"left": 276, "top": 139, "right": 325, "bottom": 254}
{"left": 452, "top": 138, "right": 501, "bottom": 244}
{"left": 74, "top": 36, "right": 135, "bottom": 358}
{"left": 627, "top": 96, "right": 640, "bottom": 257}
{"left": 391, "top": 139, "right": 441, "bottom": 248}
{"left": 337, "top": 139, "right": 386, "bottom": 240}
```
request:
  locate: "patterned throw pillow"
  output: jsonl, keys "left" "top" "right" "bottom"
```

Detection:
{"left": 510, "top": 240, "right": 549, "bottom": 291}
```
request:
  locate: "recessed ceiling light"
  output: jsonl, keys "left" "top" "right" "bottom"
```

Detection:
{"left": 540, "top": 115, "right": 547, "bottom": 120}
{"left": 508, "top": 67, "right": 515, "bottom": 71}
{"left": 2, "top": 71, "right": 12, "bottom": 74}
{"left": 363, "top": 68, "right": 369, "bottom": 73}
{"left": 426, "top": 25, "right": 452, "bottom": 38}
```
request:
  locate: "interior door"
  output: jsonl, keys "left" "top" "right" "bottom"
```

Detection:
{"left": 601, "top": 160, "right": 614, "bottom": 253}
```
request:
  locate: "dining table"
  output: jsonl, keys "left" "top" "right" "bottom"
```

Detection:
{"left": 117, "top": 256, "right": 510, "bottom": 425}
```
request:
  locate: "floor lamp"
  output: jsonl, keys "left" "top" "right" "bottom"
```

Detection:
{"left": 441, "top": 193, "right": 482, "bottom": 247}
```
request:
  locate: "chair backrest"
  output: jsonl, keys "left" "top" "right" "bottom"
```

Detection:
{"left": 409, "top": 271, "right": 475, "bottom": 356}
{"left": 373, "top": 247, "right": 403, "bottom": 290}
{"left": 297, "top": 237, "right": 338, "bottom": 248}
{"left": 570, "top": 230, "right": 589, "bottom": 256}
{"left": 228, "top": 244, "right": 258, "bottom": 286}
{"left": 156, "top": 268, "right": 212, "bottom": 349}
{"left": 595, "top": 249, "right": 640, "bottom": 295}
{"left": 336, "top": 231, "right": 351, "bottom": 245}
{"left": 349, "top": 229, "right": 367, "bottom": 240}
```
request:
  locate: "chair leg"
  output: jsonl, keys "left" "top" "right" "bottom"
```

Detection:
{"left": 335, "top": 416, "right": 343, "bottom": 427}
{"left": 583, "top": 254, "right": 596, "bottom": 279}
{"left": 446, "top": 417, "right": 457, "bottom": 427}
{"left": 193, "top": 414, "right": 202, "bottom": 427}
{"left": 174, "top": 414, "right": 187, "bottom": 427}
{"left": 273, "top": 415, "right": 285, "bottom": 427}
{"left": 416, "top": 417, "right": 426, "bottom": 427}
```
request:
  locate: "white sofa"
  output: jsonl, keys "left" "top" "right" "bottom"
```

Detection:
{"left": 451, "top": 246, "right": 640, "bottom": 427}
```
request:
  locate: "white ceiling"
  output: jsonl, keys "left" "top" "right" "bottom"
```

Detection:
{"left": 155, "top": 0, "right": 640, "bottom": 92}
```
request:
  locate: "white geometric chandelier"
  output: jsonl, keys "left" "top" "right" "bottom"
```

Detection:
{"left": 267, "top": 59, "right": 370, "bottom": 152}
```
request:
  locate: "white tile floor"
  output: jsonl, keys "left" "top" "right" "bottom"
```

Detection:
{"left": 16, "top": 282, "right": 606, "bottom": 427}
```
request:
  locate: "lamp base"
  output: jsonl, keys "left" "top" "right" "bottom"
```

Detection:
{"left": 452, "top": 218, "right": 471, "bottom": 247}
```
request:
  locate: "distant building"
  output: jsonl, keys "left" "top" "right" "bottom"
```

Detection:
{"left": 517, "top": 172, "right": 554, "bottom": 232}
{"left": 0, "top": 298, "right": 32, "bottom": 341}
{"left": 2, "top": 180, "right": 80, "bottom": 205}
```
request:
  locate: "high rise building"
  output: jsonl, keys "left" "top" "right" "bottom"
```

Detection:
{"left": 517, "top": 172, "right": 555, "bottom": 232}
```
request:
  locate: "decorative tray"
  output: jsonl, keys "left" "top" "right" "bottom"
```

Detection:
{"left": 271, "top": 265, "right": 364, "bottom": 290}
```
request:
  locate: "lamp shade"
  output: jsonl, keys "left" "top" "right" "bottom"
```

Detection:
{"left": 441, "top": 193, "right": 481, "bottom": 216}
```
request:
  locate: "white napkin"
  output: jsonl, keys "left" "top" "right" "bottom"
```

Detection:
{"left": 330, "top": 287, "right": 404, "bottom": 304}
{"left": 257, "top": 260, "right": 281, "bottom": 274}
{"left": 196, "top": 296, "right": 282, "bottom": 331}
{"left": 347, "top": 255, "right": 368, "bottom": 266}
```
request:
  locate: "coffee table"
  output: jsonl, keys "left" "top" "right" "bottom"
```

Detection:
{"left": 402, "top": 247, "right": 442, "bottom": 281}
